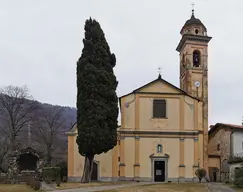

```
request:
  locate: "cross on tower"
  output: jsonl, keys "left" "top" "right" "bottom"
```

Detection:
{"left": 191, "top": 3, "right": 195, "bottom": 15}
{"left": 191, "top": 2, "right": 195, "bottom": 9}
{"left": 157, "top": 67, "right": 162, "bottom": 78}
{"left": 157, "top": 67, "right": 162, "bottom": 75}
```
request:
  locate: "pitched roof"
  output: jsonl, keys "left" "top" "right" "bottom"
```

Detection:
{"left": 119, "top": 74, "right": 200, "bottom": 102}
{"left": 208, "top": 123, "right": 243, "bottom": 135}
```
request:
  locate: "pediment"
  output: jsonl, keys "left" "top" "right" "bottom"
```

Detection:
{"left": 136, "top": 80, "right": 181, "bottom": 94}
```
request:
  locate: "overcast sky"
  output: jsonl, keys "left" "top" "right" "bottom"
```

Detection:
{"left": 1, "top": 0, "right": 243, "bottom": 126}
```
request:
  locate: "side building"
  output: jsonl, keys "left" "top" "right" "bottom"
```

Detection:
{"left": 208, "top": 123, "right": 243, "bottom": 182}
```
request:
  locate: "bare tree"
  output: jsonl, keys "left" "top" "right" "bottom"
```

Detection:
{"left": 0, "top": 135, "right": 10, "bottom": 172}
{"left": 0, "top": 85, "right": 38, "bottom": 151}
{"left": 33, "top": 106, "right": 65, "bottom": 164}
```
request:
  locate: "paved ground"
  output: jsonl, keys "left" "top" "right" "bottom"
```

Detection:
{"left": 53, "top": 182, "right": 150, "bottom": 192}
{"left": 206, "top": 183, "right": 236, "bottom": 192}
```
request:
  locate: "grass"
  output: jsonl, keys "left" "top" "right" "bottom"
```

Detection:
{"left": 54, "top": 181, "right": 131, "bottom": 190}
{"left": 100, "top": 183, "right": 208, "bottom": 192}
{"left": 0, "top": 182, "right": 208, "bottom": 192}
{"left": 0, "top": 184, "right": 35, "bottom": 192}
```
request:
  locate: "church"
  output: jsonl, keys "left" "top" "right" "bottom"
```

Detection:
{"left": 66, "top": 9, "right": 212, "bottom": 182}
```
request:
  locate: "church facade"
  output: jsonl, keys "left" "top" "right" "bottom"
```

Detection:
{"left": 67, "top": 10, "right": 212, "bottom": 182}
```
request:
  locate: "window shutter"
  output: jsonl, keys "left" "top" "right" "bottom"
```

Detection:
{"left": 153, "top": 100, "right": 166, "bottom": 118}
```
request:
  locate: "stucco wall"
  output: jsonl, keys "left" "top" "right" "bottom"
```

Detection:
{"left": 184, "top": 139, "right": 194, "bottom": 178}
{"left": 68, "top": 79, "right": 205, "bottom": 182}
{"left": 184, "top": 96, "right": 195, "bottom": 130}
{"left": 121, "top": 80, "right": 201, "bottom": 133}
{"left": 232, "top": 131, "right": 243, "bottom": 156}
{"left": 139, "top": 97, "right": 180, "bottom": 131}
{"left": 122, "top": 94, "right": 135, "bottom": 129}
{"left": 139, "top": 138, "right": 180, "bottom": 179}
{"left": 68, "top": 133, "right": 114, "bottom": 180}
{"left": 139, "top": 81, "right": 180, "bottom": 93}
{"left": 124, "top": 137, "right": 135, "bottom": 177}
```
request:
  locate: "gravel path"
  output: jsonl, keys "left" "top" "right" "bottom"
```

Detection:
{"left": 206, "top": 183, "right": 236, "bottom": 192}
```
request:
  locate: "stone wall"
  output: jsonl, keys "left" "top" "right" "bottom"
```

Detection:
{"left": 208, "top": 127, "right": 231, "bottom": 182}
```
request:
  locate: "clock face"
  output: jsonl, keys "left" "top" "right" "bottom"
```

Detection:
{"left": 194, "top": 81, "right": 200, "bottom": 87}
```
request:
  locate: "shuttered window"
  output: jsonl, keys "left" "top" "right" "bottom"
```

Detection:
{"left": 153, "top": 99, "right": 166, "bottom": 118}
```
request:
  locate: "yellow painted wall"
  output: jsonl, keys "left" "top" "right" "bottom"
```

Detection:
{"left": 68, "top": 79, "right": 205, "bottom": 181}
{"left": 67, "top": 136, "right": 74, "bottom": 177}
{"left": 67, "top": 129, "right": 114, "bottom": 178}
{"left": 139, "top": 138, "right": 180, "bottom": 178}
{"left": 139, "top": 97, "right": 180, "bottom": 131}
{"left": 124, "top": 138, "right": 135, "bottom": 177}
{"left": 138, "top": 81, "right": 180, "bottom": 93}
{"left": 184, "top": 139, "right": 194, "bottom": 178}
{"left": 121, "top": 81, "right": 202, "bottom": 133}
{"left": 184, "top": 96, "right": 195, "bottom": 130}
{"left": 122, "top": 94, "right": 135, "bottom": 129}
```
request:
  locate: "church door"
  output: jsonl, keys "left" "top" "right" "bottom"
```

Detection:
{"left": 91, "top": 162, "right": 98, "bottom": 181}
{"left": 154, "top": 160, "right": 165, "bottom": 182}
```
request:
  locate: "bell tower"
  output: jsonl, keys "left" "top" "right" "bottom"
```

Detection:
{"left": 176, "top": 8, "right": 212, "bottom": 170}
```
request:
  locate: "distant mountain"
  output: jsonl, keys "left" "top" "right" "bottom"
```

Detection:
{"left": 39, "top": 102, "right": 77, "bottom": 131}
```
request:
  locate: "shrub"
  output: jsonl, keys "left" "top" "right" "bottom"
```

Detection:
{"left": 195, "top": 168, "right": 207, "bottom": 183}
{"left": 56, "top": 161, "right": 67, "bottom": 182}
{"left": 235, "top": 167, "right": 243, "bottom": 178}
{"left": 234, "top": 177, "right": 243, "bottom": 188}
{"left": 42, "top": 167, "right": 61, "bottom": 182}
{"left": 234, "top": 166, "right": 243, "bottom": 188}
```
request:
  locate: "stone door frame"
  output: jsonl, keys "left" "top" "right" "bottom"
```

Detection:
{"left": 151, "top": 156, "right": 168, "bottom": 182}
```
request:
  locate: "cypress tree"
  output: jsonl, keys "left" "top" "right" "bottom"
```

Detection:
{"left": 76, "top": 18, "right": 118, "bottom": 183}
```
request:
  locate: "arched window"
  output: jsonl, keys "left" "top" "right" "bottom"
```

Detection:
{"left": 193, "top": 50, "right": 200, "bottom": 67}
{"left": 157, "top": 144, "right": 163, "bottom": 153}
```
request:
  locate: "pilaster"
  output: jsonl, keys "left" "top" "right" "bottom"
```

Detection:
{"left": 134, "top": 136, "right": 140, "bottom": 180}
{"left": 179, "top": 138, "right": 185, "bottom": 178}
{"left": 112, "top": 145, "right": 118, "bottom": 178}
{"left": 135, "top": 95, "right": 139, "bottom": 130}
{"left": 67, "top": 136, "right": 74, "bottom": 177}
{"left": 119, "top": 136, "right": 125, "bottom": 177}
{"left": 180, "top": 97, "right": 184, "bottom": 130}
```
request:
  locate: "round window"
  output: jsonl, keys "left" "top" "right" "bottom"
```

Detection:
{"left": 195, "top": 29, "right": 199, "bottom": 34}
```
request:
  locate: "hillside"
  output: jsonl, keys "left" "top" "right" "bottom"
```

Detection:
{"left": 0, "top": 95, "right": 77, "bottom": 168}
{"left": 39, "top": 102, "right": 77, "bottom": 131}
